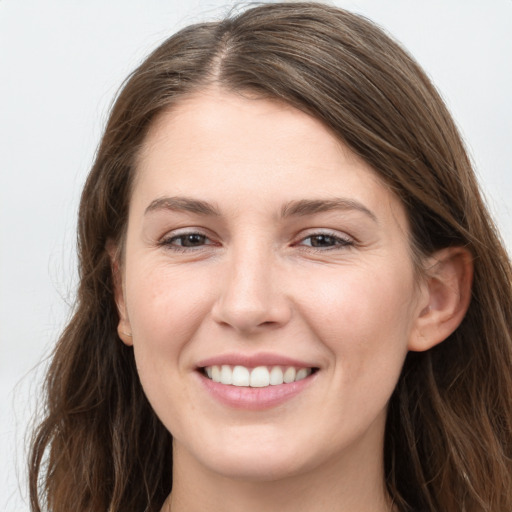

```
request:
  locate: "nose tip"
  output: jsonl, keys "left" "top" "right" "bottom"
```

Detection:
{"left": 213, "top": 297, "right": 282, "bottom": 333}
{"left": 211, "top": 261, "right": 291, "bottom": 334}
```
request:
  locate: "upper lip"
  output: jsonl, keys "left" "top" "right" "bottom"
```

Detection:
{"left": 196, "top": 352, "right": 318, "bottom": 369}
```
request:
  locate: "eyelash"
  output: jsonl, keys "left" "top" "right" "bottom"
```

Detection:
{"left": 158, "top": 230, "right": 355, "bottom": 253}
{"left": 296, "top": 232, "right": 355, "bottom": 251}
{"left": 158, "top": 232, "right": 215, "bottom": 252}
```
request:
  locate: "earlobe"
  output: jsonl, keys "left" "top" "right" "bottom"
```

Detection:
{"left": 107, "top": 240, "right": 133, "bottom": 346}
{"left": 408, "top": 247, "right": 473, "bottom": 352}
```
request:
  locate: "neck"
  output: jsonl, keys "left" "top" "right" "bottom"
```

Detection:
{"left": 164, "top": 433, "right": 392, "bottom": 512}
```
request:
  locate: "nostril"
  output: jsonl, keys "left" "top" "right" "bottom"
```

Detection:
{"left": 210, "top": 275, "right": 293, "bottom": 333}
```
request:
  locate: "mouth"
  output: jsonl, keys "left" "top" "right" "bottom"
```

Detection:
{"left": 195, "top": 354, "right": 319, "bottom": 409}
{"left": 200, "top": 365, "right": 318, "bottom": 388}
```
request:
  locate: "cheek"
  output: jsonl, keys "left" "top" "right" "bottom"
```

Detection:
{"left": 123, "top": 265, "right": 211, "bottom": 430}
{"left": 304, "top": 262, "right": 414, "bottom": 325}
{"left": 124, "top": 263, "right": 213, "bottom": 367}
{"left": 296, "top": 262, "right": 416, "bottom": 370}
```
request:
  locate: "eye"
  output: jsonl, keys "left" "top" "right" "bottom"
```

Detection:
{"left": 299, "top": 232, "right": 354, "bottom": 250}
{"left": 160, "top": 231, "right": 214, "bottom": 250}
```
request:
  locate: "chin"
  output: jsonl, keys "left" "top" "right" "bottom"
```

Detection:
{"left": 202, "top": 451, "right": 310, "bottom": 483}
{"left": 176, "top": 426, "right": 317, "bottom": 482}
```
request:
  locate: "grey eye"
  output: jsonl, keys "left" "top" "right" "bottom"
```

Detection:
{"left": 173, "top": 234, "right": 208, "bottom": 247}
{"left": 307, "top": 234, "right": 338, "bottom": 247}
{"left": 302, "top": 234, "right": 352, "bottom": 248}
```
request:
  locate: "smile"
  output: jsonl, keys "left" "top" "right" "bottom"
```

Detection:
{"left": 203, "top": 365, "right": 314, "bottom": 387}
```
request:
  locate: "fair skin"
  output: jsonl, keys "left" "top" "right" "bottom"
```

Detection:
{"left": 113, "top": 89, "right": 472, "bottom": 512}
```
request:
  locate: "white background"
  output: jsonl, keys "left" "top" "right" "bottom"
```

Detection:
{"left": 1, "top": 1, "right": 511, "bottom": 509}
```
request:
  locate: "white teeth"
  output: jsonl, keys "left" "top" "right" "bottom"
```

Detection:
{"left": 283, "top": 367, "right": 296, "bottom": 383}
{"left": 220, "top": 365, "right": 232, "bottom": 385}
{"left": 269, "top": 366, "right": 284, "bottom": 385}
{"left": 232, "top": 365, "right": 250, "bottom": 386}
{"left": 250, "top": 366, "right": 270, "bottom": 387}
{"left": 204, "top": 365, "right": 313, "bottom": 387}
{"left": 295, "top": 368, "right": 309, "bottom": 381}
{"left": 212, "top": 365, "right": 221, "bottom": 382}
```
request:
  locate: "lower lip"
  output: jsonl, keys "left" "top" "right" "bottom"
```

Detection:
{"left": 197, "top": 371, "right": 317, "bottom": 410}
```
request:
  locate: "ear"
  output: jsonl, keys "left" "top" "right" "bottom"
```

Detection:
{"left": 408, "top": 247, "right": 473, "bottom": 352}
{"left": 107, "top": 240, "right": 133, "bottom": 346}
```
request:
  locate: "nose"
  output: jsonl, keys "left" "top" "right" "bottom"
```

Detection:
{"left": 211, "top": 243, "right": 292, "bottom": 334}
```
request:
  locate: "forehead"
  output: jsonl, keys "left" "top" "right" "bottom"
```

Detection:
{"left": 138, "top": 90, "right": 351, "bottom": 171}
{"left": 133, "top": 89, "right": 407, "bottom": 229}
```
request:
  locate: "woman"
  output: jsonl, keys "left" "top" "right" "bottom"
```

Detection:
{"left": 29, "top": 3, "right": 512, "bottom": 511}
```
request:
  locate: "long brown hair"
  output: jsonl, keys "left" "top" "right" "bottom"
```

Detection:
{"left": 29, "top": 3, "right": 512, "bottom": 511}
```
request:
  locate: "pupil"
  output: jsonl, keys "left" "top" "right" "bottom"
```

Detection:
{"left": 312, "top": 235, "right": 334, "bottom": 247}
{"left": 183, "top": 234, "right": 204, "bottom": 246}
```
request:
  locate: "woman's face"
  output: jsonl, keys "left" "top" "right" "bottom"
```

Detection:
{"left": 116, "top": 90, "right": 427, "bottom": 481}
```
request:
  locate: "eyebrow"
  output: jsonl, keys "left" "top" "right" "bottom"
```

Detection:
{"left": 145, "top": 196, "right": 221, "bottom": 216}
{"left": 144, "top": 196, "right": 377, "bottom": 223}
{"left": 281, "top": 198, "right": 377, "bottom": 223}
